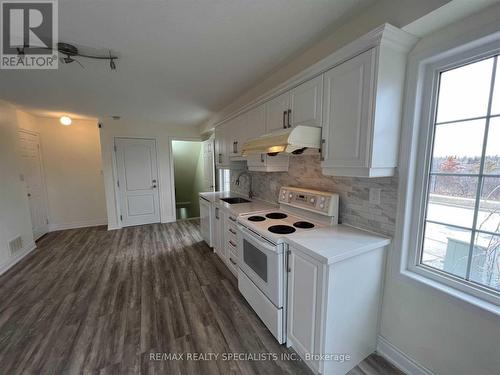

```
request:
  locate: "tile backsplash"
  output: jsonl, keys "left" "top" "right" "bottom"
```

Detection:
{"left": 230, "top": 154, "right": 398, "bottom": 237}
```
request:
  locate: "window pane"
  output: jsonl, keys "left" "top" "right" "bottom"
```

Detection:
{"left": 484, "top": 117, "right": 500, "bottom": 175}
{"left": 436, "top": 57, "right": 493, "bottom": 123}
{"left": 491, "top": 61, "right": 500, "bottom": 115}
{"left": 430, "top": 120, "right": 485, "bottom": 174}
{"left": 427, "top": 175, "right": 478, "bottom": 228}
{"left": 469, "top": 232, "right": 500, "bottom": 291}
{"left": 477, "top": 177, "right": 500, "bottom": 234}
{"left": 421, "top": 222, "right": 472, "bottom": 278}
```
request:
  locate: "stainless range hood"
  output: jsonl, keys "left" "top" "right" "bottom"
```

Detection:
{"left": 241, "top": 126, "right": 321, "bottom": 156}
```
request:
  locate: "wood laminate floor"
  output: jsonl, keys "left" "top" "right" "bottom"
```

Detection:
{"left": 0, "top": 220, "right": 403, "bottom": 375}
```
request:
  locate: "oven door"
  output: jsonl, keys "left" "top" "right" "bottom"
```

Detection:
{"left": 237, "top": 224, "right": 284, "bottom": 308}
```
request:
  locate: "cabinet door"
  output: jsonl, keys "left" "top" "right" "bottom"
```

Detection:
{"left": 214, "top": 126, "right": 222, "bottom": 166}
{"left": 322, "top": 48, "right": 375, "bottom": 168}
{"left": 223, "top": 121, "right": 233, "bottom": 165}
{"left": 245, "top": 104, "right": 267, "bottom": 141}
{"left": 287, "top": 248, "right": 324, "bottom": 371}
{"left": 246, "top": 153, "right": 266, "bottom": 168}
{"left": 266, "top": 92, "right": 290, "bottom": 132}
{"left": 213, "top": 205, "right": 222, "bottom": 255}
{"left": 199, "top": 198, "right": 211, "bottom": 246}
{"left": 290, "top": 75, "right": 323, "bottom": 128}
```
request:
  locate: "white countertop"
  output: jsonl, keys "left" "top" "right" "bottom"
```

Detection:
{"left": 199, "top": 191, "right": 233, "bottom": 202}
{"left": 199, "top": 191, "right": 277, "bottom": 216}
{"left": 200, "top": 191, "right": 390, "bottom": 264}
{"left": 286, "top": 225, "right": 391, "bottom": 265}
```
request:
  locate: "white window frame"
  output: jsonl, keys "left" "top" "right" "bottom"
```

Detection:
{"left": 396, "top": 29, "right": 500, "bottom": 315}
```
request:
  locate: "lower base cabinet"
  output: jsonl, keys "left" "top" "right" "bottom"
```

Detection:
{"left": 286, "top": 245, "right": 386, "bottom": 374}
{"left": 213, "top": 202, "right": 224, "bottom": 258}
{"left": 223, "top": 211, "right": 239, "bottom": 276}
{"left": 212, "top": 204, "right": 239, "bottom": 276}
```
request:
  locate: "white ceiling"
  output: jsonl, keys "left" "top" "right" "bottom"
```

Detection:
{"left": 0, "top": 0, "right": 374, "bottom": 127}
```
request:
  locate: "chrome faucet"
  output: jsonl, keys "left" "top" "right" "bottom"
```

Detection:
{"left": 235, "top": 170, "right": 254, "bottom": 199}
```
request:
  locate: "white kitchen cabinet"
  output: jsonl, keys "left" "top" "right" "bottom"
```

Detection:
{"left": 287, "top": 249, "right": 324, "bottom": 372}
{"left": 286, "top": 244, "right": 386, "bottom": 374}
{"left": 266, "top": 92, "right": 290, "bottom": 132}
{"left": 230, "top": 105, "right": 267, "bottom": 160}
{"left": 290, "top": 75, "right": 323, "bottom": 128}
{"left": 223, "top": 210, "right": 239, "bottom": 276}
{"left": 246, "top": 153, "right": 289, "bottom": 172}
{"left": 199, "top": 197, "right": 212, "bottom": 247}
{"left": 266, "top": 76, "right": 323, "bottom": 132}
{"left": 321, "top": 41, "right": 410, "bottom": 177}
{"left": 213, "top": 202, "right": 224, "bottom": 258}
{"left": 215, "top": 121, "right": 245, "bottom": 169}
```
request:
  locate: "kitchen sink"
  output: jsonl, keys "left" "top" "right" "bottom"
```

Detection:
{"left": 220, "top": 197, "right": 251, "bottom": 204}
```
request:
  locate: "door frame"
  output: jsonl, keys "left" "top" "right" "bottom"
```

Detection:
{"left": 112, "top": 136, "right": 162, "bottom": 228}
{"left": 168, "top": 136, "right": 202, "bottom": 221}
{"left": 18, "top": 129, "right": 49, "bottom": 239}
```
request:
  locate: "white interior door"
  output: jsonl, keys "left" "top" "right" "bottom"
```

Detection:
{"left": 19, "top": 131, "right": 48, "bottom": 240}
{"left": 202, "top": 139, "right": 214, "bottom": 191}
{"left": 115, "top": 138, "right": 160, "bottom": 227}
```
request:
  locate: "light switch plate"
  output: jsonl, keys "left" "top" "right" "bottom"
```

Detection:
{"left": 369, "top": 188, "right": 381, "bottom": 205}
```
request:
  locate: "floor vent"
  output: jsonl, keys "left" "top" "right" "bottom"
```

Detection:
{"left": 9, "top": 236, "right": 23, "bottom": 254}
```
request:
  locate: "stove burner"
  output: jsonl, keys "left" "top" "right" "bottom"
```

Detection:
{"left": 268, "top": 225, "right": 296, "bottom": 234}
{"left": 293, "top": 221, "right": 315, "bottom": 229}
{"left": 266, "top": 212, "right": 288, "bottom": 219}
{"left": 248, "top": 216, "right": 266, "bottom": 222}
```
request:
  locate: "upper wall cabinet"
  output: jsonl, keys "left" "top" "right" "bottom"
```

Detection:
{"left": 212, "top": 24, "right": 417, "bottom": 175}
{"left": 230, "top": 104, "right": 266, "bottom": 160}
{"left": 290, "top": 75, "right": 323, "bottom": 128}
{"left": 321, "top": 28, "right": 417, "bottom": 177}
{"left": 215, "top": 120, "right": 245, "bottom": 169}
{"left": 266, "top": 76, "right": 323, "bottom": 132}
{"left": 246, "top": 153, "right": 289, "bottom": 172}
{"left": 266, "top": 92, "right": 290, "bottom": 132}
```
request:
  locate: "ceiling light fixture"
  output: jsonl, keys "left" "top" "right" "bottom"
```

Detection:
{"left": 60, "top": 116, "right": 72, "bottom": 126}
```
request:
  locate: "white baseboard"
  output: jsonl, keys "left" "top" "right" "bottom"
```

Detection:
{"left": 0, "top": 241, "right": 37, "bottom": 276}
{"left": 48, "top": 218, "right": 107, "bottom": 231}
{"left": 377, "top": 335, "right": 434, "bottom": 375}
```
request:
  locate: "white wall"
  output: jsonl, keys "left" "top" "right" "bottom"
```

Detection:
{"left": 36, "top": 117, "right": 105, "bottom": 230}
{"left": 16, "top": 112, "right": 107, "bottom": 230}
{"left": 200, "top": 0, "right": 451, "bottom": 133}
{"left": 99, "top": 121, "right": 201, "bottom": 229}
{"left": 0, "top": 101, "right": 36, "bottom": 274}
{"left": 380, "top": 4, "right": 500, "bottom": 375}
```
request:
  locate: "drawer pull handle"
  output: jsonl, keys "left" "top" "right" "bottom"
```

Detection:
{"left": 229, "top": 228, "right": 236, "bottom": 235}
{"left": 229, "top": 240, "right": 236, "bottom": 247}
{"left": 229, "top": 258, "right": 237, "bottom": 265}
{"left": 229, "top": 216, "right": 236, "bottom": 222}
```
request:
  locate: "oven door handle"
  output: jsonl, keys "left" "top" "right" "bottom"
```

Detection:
{"left": 237, "top": 224, "right": 277, "bottom": 253}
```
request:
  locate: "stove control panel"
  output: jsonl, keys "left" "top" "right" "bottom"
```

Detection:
{"left": 279, "top": 187, "right": 339, "bottom": 218}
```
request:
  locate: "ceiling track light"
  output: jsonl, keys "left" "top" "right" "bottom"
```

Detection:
{"left": 16, "top": 42, "right": 118, "bottom": 70}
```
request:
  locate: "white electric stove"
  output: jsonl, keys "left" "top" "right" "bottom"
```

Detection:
{"left": 236, "top": 186, "right": 339, "bottom": 344}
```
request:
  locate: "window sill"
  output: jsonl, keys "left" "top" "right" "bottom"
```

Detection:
{"left": 400, "top": 267, "right": 500, "bottom": 316}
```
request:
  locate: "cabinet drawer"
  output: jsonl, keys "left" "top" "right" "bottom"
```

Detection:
{"left": 227, "top": 237, "right": 238, "bottom": 253}
{"left": 227, "top": 252, "right": 238, "bottom": 275}
{"left": 227, "top": 225, "right": 238, "bottom": 243}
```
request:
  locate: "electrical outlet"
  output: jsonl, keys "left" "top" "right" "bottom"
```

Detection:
{"left": 369, "top": 188, "right": 381, "bottom": 205}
